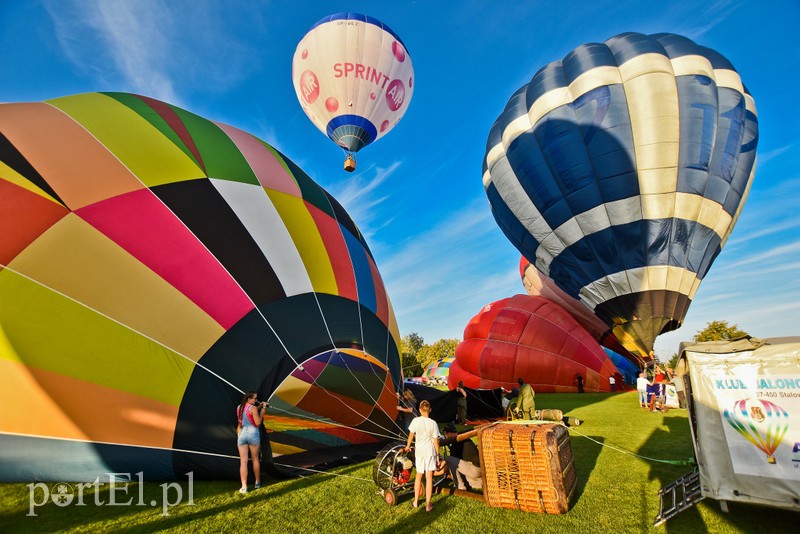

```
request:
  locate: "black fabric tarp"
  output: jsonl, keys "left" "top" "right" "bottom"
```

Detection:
{"left": 402, "top": 384, "right": 504, "bottom": 423}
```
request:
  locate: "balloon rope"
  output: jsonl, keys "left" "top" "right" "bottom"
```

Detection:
{"left": 304, "top": 196, "right": 404, "bottom": 435}
{"left": 567, "top": 426, "right": 695, "bottom": 466}
{"left": 271, "top": 462, "right": 373, "bottom": 483}
{"left": 268, "top": 369, "right": 401, "bottom": 441}
{"left": 312, "top": 286, "right": 401, "bottom": 431}
{"left": 304, "top": 276, "right": 401, "bottom": 437}
{"left": 336, "top": 351, "right": 405, "bottom": 433}
{"left": 0, "top": 263, "right": 245, "bottom": 395}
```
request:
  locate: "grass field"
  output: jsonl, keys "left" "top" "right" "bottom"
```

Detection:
{"left": 1, "top": 391, "right": 796, "bottom": 533}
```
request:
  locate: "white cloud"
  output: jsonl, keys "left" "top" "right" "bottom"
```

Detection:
{"left": 326, "top": 162, "right": 402, "bottom": 240}
{"left": 44, "top": 0, "right": 259, "bottom": 104}
{"left": 726, "top": 218, "right": 800, "bottom": 248}
{"left": 378, "top": 197, "right": 521, "bottom": 341}
{"left": 756, "top": 144, "right": 793, "bottom": 165}
{"left": 46, "top": 0, "right": 180, "bottom": 102}
{"left": 672, "top": 0, "right": 743, "bottom": 39}
{"left": 721, "top": 240, "right": 800, "bottom": 270}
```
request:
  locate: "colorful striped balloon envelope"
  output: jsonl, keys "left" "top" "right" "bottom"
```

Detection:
{"left": 0, "top": 92, "right": 403, "bottom": 481}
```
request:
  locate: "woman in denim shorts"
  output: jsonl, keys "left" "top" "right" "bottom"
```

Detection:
{"left": 237, "top": 391, "right": 267, "bottom": 493}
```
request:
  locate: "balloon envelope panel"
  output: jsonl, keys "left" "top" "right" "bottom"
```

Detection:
{"left": 422, "top": 356, "right": 455, "bottom": 380}
{"left": 0, "top": 93, "right": 401, "bottom": 481}
{"left": 450, "top": 295, "right": 619, "bottom": 393}
{"left": 484, "top": 33, "right": 758, "bottom": 359}
{"left": 520, "top": 256, "right": 639, "bottom": 365}
{"left": 292, "top": 12, "right": 414, "bottom": 153}
{"left": 602, "top": 348, "right": 639, "bottom": 385}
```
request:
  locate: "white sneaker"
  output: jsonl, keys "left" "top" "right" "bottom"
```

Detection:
{"left": 238, "top": 487, "right": 247, "bottom": 494}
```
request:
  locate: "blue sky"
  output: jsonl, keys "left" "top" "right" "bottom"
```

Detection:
{"left": 2, "top": 0, "right": 799, "bottom": 359}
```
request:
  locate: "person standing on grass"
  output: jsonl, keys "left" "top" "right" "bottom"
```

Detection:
{"left": 517, "top": 377, "right": 535, "bottom": 419}
{"left": 574, "top": 373, "right": 584, "bottom": 393}
{"left": 636, "top": 372, "right": 650, "bottom": 408}
{"left": 237, "top": 391, "right": 268, "bottom": 494}
{"left": 404, "top": 400, "right": 440, "bottom": 512}
{"left": 455, "top": 381, "right": 468, "bottom": 424}
{"left": 650, "top": 365, "right": 667, "bottom": 412}
{"left": 669, "top": 367, "right": 687, "bottom": 409}
{"left": 397, "top": 388, "right": 418, "bottom": 435}
{"left": 609, "top": 374, "right": 616, "bottom": 392}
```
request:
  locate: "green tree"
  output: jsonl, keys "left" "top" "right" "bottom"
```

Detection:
{"left": 401, "top": 332, "right": 425, "bottom": 357}
{"left": 666, "top": 352, "right": 680, "bottom": 370}
{"left": 416, "top": 338, "right": 460, "bottom": 370}
{"left": 400, "top": 332, "right": 425, "bottom": 377}
{"left": 693, "top": 320, "right": 749, "bottom": 342}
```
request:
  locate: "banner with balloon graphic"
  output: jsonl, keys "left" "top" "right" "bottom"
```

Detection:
{"left": 680, "top": 339, "right": 800, "bottom": 510}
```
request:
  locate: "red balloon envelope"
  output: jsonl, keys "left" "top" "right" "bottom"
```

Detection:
{"left": 520, "top": 257, "right": 640, "bottom": 366}
{"left": 449, "top": 295, "right": 619, "bottom": 393}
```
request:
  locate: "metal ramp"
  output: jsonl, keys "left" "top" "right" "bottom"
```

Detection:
{"left": 654, "top": 468, "right": 705, "bottom": 526}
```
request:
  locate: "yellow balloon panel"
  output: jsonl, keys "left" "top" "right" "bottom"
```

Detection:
{"left": 50, "top": 93, "right": 205, "bottom": 188}
{"left": 0, "top": 269, "right": 194, "bottom": 406}
{"left": 6, "top": 213, "right": 224, "bottom": 361}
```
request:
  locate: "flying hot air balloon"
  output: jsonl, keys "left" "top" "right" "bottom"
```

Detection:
{"left": 292, "top": 12, "right": 414, "bottom": 172}
{"left": 724, "top": 398, "right": 789, "bottom": 464}
{"left": 484, "top": 33, "right": 758, "bottom": 360}
{"left": 0, "top": 92, "right": 403, "bottom": 481}
{"left": 448, "top": 295, "right": 620, "bottom": 393}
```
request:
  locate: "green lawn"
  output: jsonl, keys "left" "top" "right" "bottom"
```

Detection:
{"left": 1, "top": 391, "right": 796, "bottom": 532}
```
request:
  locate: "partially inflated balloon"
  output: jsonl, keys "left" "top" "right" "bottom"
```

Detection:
{"left": 484, "top": 33, "right": 758, "bottom": 360}
{"left": 602, "top": 348, "right": 638, "bottom": 385}
{"left": 0, "top": 93, "right": 402, "bottom": 481}
{"left": 520, "top": 256, "right": 637, "bottom": 365}
{"left": 449, "top": 295, "right": 619, "bottom": 393}
{"left": 422, "top": 356, "right": 454, "bottom": 382}
{"left": 292, "top": 12, "right": 414, "bottom": 171}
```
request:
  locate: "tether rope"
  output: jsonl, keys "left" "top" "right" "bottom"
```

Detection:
{"left": 272, "top": 462, "right": 374, "bottom": 483}
{"left": 566, "top": 426, "right": 695, "bottom": 466}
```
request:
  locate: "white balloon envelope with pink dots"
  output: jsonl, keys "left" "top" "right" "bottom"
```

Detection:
{"left": 292, "top": 12, "right": 414, "bottom": 157}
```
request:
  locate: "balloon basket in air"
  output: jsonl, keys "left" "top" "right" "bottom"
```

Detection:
{"left": 344, "top": 155, "right": 356, "bottom": 172}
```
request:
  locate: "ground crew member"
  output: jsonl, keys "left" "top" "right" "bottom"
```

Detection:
{"left": 517, "top": 377, "right": 535, "bottom": 419}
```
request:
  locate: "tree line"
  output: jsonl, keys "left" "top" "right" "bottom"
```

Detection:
{"left": 399, "top": 332, "right": 459, "bottom": 377}
{"left": 662, "top": 320, "right": 750, "bottom": 369}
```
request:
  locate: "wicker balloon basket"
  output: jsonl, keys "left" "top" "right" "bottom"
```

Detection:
{"left": 478, "top": 421, "right": 576, "bottom": 514}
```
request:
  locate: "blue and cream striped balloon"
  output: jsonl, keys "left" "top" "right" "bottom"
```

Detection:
{"left": 483, "top": 33, "right": 758, "bottom": 360}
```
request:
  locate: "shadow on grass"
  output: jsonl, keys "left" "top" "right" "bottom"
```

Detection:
{"left": 536, "top": 391, "right": 629, "bottom": 415}
{"left": 639, "top": 414, "right": 800, "bottom": 532}
{"left": 1, "top": 462, "right": 365, "bottom": 532}
{"left": 637, "top": 415, "right": 704, "bottom": 532}
{"left": 375, "top": 497, "right": 454, "bottom": 534}
{"left": 566, "top": 431, "right": 604, "bottom": 507}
